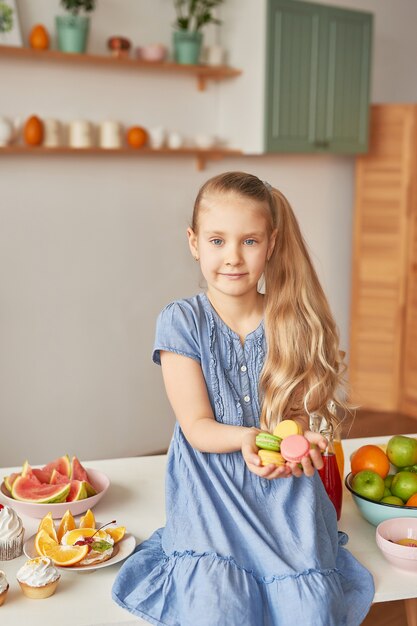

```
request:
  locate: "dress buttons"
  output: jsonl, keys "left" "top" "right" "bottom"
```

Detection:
{"left": 243, "top": 395, "right": 250, "bottom": 403}
{"left": 240, "top": 365, "right": 247, "bottom": 372}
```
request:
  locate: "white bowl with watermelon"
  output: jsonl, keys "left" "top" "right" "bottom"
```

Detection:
{"left": 1, "top": 455, "right": 110, "bottom": 518}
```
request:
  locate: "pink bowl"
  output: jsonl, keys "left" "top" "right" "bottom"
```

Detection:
{"left": 0, "top": 468, "right": 110, "bottom": 519}
{"left": 376, "top": 517, "right": 417, "bottom": 572}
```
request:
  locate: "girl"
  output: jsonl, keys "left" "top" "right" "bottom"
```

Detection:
{"left": 112, "top": 172, "right": 374, "bottom": 625}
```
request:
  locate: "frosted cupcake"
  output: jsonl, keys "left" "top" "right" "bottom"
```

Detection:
{"left": 0, "top": 571, "right": 9, "bottom": 606}
{"left": 16, "top": 557, "right": 61, "bottom": 599}
{"left": 0, "top": 503, "right": 24, "bottom": 560}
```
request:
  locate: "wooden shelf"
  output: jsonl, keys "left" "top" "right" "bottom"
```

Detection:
{"left": 0, "top": 145, "right": 243, "bottom": 171}
{"left": 0, "top": 45, "right": 241, "bottom": 91}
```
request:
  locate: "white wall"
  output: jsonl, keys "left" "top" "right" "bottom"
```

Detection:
{"left": 1, "top": 0, "right": 417, "bottom": 466}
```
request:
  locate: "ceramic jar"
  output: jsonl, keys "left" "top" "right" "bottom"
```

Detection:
{"left": 0, "top": 116, "right": 17, "bottom": 146}
{"left": 43, "top": 118, "right": 62, "bottom": 147}
{"left": 69, "top": 120, "right": 94, "bottom": 148}
{"left": 99, "top": 120, "right": 122, "bottom": 149}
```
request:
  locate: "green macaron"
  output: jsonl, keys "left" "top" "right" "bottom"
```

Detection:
{"left": 255, "top": 432, "right": 282, "bottom": 452}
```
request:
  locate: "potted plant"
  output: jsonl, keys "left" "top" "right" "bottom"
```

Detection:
{"left": 56, "top": 0, "right": 95, "bottom": 54}
{"left": 173, "top": 0, "right": 224, "bottom": 65}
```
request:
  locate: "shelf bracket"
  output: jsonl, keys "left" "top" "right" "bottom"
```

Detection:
{"left": 196, "top": 155, "right": 205, "bottom": 171}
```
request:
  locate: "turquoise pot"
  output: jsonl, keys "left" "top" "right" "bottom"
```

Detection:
{"left": 173, "top": 31, "right": 203, "bottom": 65}
{"left": 56, "top": 15, "right": 90, "bottom": 53}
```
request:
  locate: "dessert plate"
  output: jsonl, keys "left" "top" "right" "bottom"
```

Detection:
{"left": 23, "top": 532, "right": 136, "bottom": 571}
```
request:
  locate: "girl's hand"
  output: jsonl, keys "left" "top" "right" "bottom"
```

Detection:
{"left": 241, "top": 428, "right": 292, "bottom": 480}
{"left": 284, "top": 430, "right": 327, "bottom": 478}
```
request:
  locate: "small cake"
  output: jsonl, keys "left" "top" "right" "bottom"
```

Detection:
{"left": 258, "top": 450, "right": 286, "bottom": 467}
{"left": 0, "top": 570, "right": 9, "bottom": 606}
{"left": 280, "top": 434, "right": 311, "bottom": 462}
{"left": 0, "top": 503, "right": 24, "bottom": 560}
{"left": 273, "top": 419, "right": 303, "bottom": 439}
{"left": 16, "top": 557, "right": 60, "bottom": 599}
{"left": 255, "top": 432, "right": 282, "bottom": 452}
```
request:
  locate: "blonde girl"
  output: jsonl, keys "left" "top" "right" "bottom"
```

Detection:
{"left": 113, "top": 172, "right": 374, "bottom": 626}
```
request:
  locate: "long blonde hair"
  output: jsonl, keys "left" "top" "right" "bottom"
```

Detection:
{"left": 192, "top": 172, "right": 349, "bottom": 432}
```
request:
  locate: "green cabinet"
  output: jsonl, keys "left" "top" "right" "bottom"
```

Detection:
{"left": 265, "top": 0, "right": 373, "bottom": 153}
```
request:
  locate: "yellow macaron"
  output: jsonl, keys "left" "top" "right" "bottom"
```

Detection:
{"left": 273, "top": 419, "right": 303, "bottom": 439}
{"left": 258, "top": 450, "right": 286, "bottom": 467}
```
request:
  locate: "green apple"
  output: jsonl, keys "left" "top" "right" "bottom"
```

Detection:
{"left": 383, "top": 487, "right": 392, "bottom": 498}
{"left": 387, "top": 436, "right": 417, "bottom": 468}
{"left": 401, "top": 465, "right": 417, "bottom": 473}
{"left": 351, "top": 470, "right": 385, "bottom": 502}
{"left": 380, "top": 495, "right": 404, "bottom": 505}
{"left": 391, "top": 471, "right": 417, "bottom": 502}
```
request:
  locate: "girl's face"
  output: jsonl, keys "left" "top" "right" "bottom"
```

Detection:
{"left": 187, "top": 191, "right": 276, "bottom": 300}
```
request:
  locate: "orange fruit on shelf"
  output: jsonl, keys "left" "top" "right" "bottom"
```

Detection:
{"left": 126, "top": 126, "right": 148, "bottom": 148}
{"left": 37, "top": 512, "right": 58, "bottom": 542}
{"left": 42, "top": 542, "right": 89, "bottom": 567}
{"left": 57, "top": 509, "right": 76, "bottom": 542}
{"left": 406, "top": 493, "right": 417, "bottom": 507}
{"left": 35, "top": 529, "right": 58, "bottom": 557}
{"left": 24, "top": 115, "right": 44, "bottom": 146}
{"left": 29, "top": 24, "right": 50, "bottom": 50}
{"left": 350, "top": 444, "right": 390, "bottom": 479}
{"left": 79, "top": 509, "right": 95, "bottom": 529}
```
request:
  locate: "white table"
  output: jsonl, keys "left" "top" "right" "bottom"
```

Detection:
{"left": 0, "top": 435, "right": 416, "bottom": 626}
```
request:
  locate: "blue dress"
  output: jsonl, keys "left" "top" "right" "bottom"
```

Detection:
{"left": 112, "top": 293, "right": 374, "bottom": 626}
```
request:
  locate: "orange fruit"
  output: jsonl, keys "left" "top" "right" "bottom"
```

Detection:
{"left": 42, "top": 542, "right": 89, "bottom": 567}
{"left": 35, "top": 529, "right": 58, "bottom": 556}
{"left": 350, "top": 444, "right": 390, "bottom": 479}
{"left": 79, "top": 509, "right": 95, "bottom": 529}
{"left": 37, "top": 512, "right": 58, "bottom": 542}
{"left": 62, "top": 528, "right": 109, "bottom": 545}
{"left": 29, "top": 24, "right": 50, "bottom": 50}
{"left": 126, "top": 126, "right": 148, "bottom": 148}
{"left": 57, "top": 510, "right": 76, "bottom": 542}
{"left": 406, "top": 493, "right": 417, "bottom": 507}
{"left": 105, "top": 526, "right": 126, "bottom": 543}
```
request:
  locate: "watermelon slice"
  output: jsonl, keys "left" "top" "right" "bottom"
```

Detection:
{"left": 3, "top": 472, "right": 21, "bottom": 493}
{"left": 70, "top": 456, "right": 89, "bottom": 482}
{"left": 42, "top": 455, "right": 71, "bottom": 479}
{"left": 49, "top": 469, "right": 71, "bottom": 485}
{"left": 32, "top": 467, "right": 54, "bottom": 484}
{"left": 11, "top": 476, "right": 70, "bottom": 503}
{"left": 66, "top": 480, "right": 88, "bottom": 502}
{"left": 20, "top": 462, "right": 42, "bottom": 485}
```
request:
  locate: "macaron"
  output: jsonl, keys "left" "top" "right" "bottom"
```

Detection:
{"left": 255, "top": 432, "right": 282, "bottom": 452}
{"left": 280, "top": 434, "right": 310, "bottom": 462}
{"left": 273, "top": 419, "right": 303, "bottom": 439}
{"left": 258, "top": 450, "right": 286, "bottom": 467}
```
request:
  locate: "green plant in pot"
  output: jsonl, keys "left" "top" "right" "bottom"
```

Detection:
{"left": 173, "top": 0, "right": 224, "bottom": 65}
{"left": 56, "top": 0, "right": 95, "bottom": 54}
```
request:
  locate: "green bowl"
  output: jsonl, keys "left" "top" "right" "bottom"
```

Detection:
{"left": 345, "top": 472, "right": 417, "bottom": 526}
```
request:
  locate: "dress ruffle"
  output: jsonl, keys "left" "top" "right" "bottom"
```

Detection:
{"left": 112, "top": 529, "right": 373, "bottom": 626}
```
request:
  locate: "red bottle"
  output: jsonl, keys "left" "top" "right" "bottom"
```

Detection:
{"left": 318, "top": 429, "right": 343, "bottom": 521}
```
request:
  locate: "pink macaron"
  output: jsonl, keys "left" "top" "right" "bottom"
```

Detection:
{"left": 280, "top": 434, "right": 310, "bottom": 462}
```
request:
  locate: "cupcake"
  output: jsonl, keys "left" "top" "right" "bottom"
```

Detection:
{"left": 0, "top": 571, "right": 9, "bottom": 606}
{"left": 16, "top": 557, "right": 61, "bottom": 599}
{"left": 0, "top": 503, "right": 24, "bottom": 560}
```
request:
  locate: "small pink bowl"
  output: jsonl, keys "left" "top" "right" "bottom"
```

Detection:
{"left": 376, "top": 517, "right": 417, "bottom": 572}
{"left": 136, "top": 44, "right": 167, "bottom": 62}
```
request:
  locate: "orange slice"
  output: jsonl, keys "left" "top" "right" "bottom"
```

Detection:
{"left": 105, "top": 526, "right": 126, "bottom": 543}
{"left": 42, "top": 542, "right": 89, "bottom": 567}
{"left": 37, "top": 512, "right": 58, "bottom": 542}
{"left": 79, "top": 509, "right": 95, "bottom": 529}
{"left": 57, "top": 509, "right": 76, "bottom": 542}
{"left": 35, "top": 529, "right": 58, "bottom": 556}
{"left": 63, "top": 528, "right": 109, "bottom": 545}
